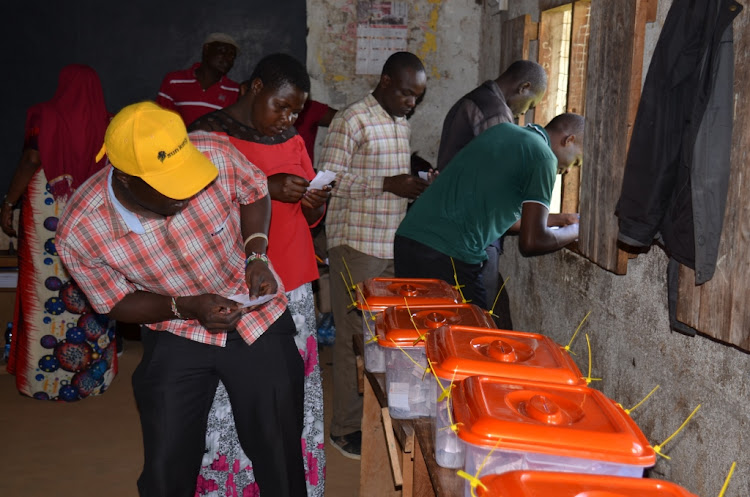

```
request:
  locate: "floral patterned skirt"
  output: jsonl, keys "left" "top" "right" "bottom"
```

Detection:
{"left": 7, "top": 168, "right": 117, "bottom": 401}
{"left": 196, "top": 283, "right": 325, "bottom": 497}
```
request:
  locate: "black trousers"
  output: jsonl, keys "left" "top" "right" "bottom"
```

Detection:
{"left": 132, "top": 310, "right": 305, "bottom": 497}
{"left": 393, "top": 235, "right": 487, "bottom": 306}
{"left": 394, "top": 235, "right": 513, "bottom": 329}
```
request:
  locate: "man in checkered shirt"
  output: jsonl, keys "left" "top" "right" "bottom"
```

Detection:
{"left": 318, "top": 51, "right": 433, "bottom": 459}
{"left": 56, "top": 102, "right": 306, "bottom": 497}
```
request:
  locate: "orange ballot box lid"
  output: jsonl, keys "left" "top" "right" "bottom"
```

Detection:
{"left": 478, "top": 471, "right": 698, "bottom": 497}
{"left": 425, "top": 324, "right": 584, "bottom": 385}
{"left": 356, "top": 278, "right": 460, "bottom": 313}
{"left": 453, "top": 376, "right": 656, "bottom": 468}
{"left": 376, "top": 304, "right": 496, "bottom": 348}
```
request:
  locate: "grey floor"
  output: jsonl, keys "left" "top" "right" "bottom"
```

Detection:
{"left": 0, "top": 339, "right": 360, "bottom": 497}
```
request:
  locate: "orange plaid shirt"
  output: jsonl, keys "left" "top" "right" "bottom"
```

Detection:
{"left": 57, "top": 131, "right": 286, "bottom": 347}
{"left": 318, "top": 94, "right": 411, "bottom": 259}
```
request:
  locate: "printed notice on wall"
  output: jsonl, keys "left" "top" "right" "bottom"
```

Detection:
{"left": 356, "top": 1, "right": 408, "bottom": 75}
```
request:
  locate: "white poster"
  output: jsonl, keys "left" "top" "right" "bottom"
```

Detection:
{"left": 356, "top": 1, "right": 409, "bottom": 75}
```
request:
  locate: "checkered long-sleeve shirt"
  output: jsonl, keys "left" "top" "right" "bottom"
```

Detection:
{"left": 56, "top": 131, "right": 286, "bottom": 347}
{"left": 318, "top": 94, "right": 411, "bottom": 259}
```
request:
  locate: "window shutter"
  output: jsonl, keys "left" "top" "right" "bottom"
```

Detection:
{"left": 578, "top": 0, "right": 655, "bottom": 274}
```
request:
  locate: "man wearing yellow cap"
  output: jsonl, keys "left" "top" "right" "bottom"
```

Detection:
{"left": 56, "top": 102, "right": 306, "bottom": 497}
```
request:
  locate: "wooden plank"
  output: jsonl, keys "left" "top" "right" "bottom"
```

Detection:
{"left": 561, "top": 166, "right": 581, "bottom": 214}
{"left": 535, "top": 6, "right": 565, "bottom": 128}
{"left": 518, "top": 18, "right": 539, "bottom": 127}
{"left": 413, "top": 418, "right": 465, "bottom": 496}
{"left": 567, "top": 0, "right": 590, "bottom": 116}
{"left": 625, "top": 0, "right": 657, "bottom": 159}
{"left": 644, "top": 0, "right": 658, "bottom": 22}
{"left": 360, "top": 378, "right": 401, "bottom": 497}
{"left": 363, "top": 369, "right": 416, "bottom": 451}
{"left": 401, "top": 443, "right": 414, "bottom": 497}
{"left": 540, "top": 0, "right": 577, "bottom": 10}
{"left": 677, "top": 8, "right": 750, "bottom": 350}
{"left": 356, "top": 354, "right": 365, "bottom": 394}
{"left": 401, "top": 422, "right": 415, "bottom": 454}
{"left": 706, "top": 5, "right": 749, "bottom": 350}
{"left": 577, "top": 0, "right": 638, "bottom": 274}
{"left": 382, "top": 408, "right": 404, "bottom": 488}
{"left": 412, "top": 435, "right": 437, "bottom": 497}
{"left": 356, "top": 334, "right": 416, "bottom": 453}
{"left": 560, "top": 2, "right": 589, "bottom": 214}
{"left": 355, "top": 335, "right": 467, "bottom": 494}
{"left": 500, "top": 14, "right": 537, "bottom": 74}
{"left": 0, "top": 254, "right": 18, "bottom": 268}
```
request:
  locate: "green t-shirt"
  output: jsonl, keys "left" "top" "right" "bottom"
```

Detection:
{"left": 396, "top": 123, "right": 556, "bottom": 264}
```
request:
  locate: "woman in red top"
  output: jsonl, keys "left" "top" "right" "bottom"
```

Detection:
{"left": 190, "top": 53, "right": 330, "bottom": 497}
{"left": 0, "top": 64, "right": 117, "bottom": 401}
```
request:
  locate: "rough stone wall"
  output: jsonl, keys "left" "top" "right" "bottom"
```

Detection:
{"left": 499, "top": 239, "right": 749, "bottom": 496}
{"left": 305, "top": 0, "right": 488, "bottom": 166}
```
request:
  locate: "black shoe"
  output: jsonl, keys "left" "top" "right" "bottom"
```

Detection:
{"left": 329, "top": 431, "right": 361, "bottom": 460}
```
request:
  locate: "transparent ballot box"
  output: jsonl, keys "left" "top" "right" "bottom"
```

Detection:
{"left": 425, "top": 325, "right": 585, "bottom": 469}
{"left": 477, "top": 471, "right": 698, "bottom": 497}
{"left": 356, "top": 278, "right": 459, "bottom": 373}
{"left": 454, "top": 376, "right": 656, "bottom": 497}
{"left": 376, "top": 304, "right": 496, "bottom": 419}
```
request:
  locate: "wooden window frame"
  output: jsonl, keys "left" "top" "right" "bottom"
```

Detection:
{"left": 535, "top": 1, "right": 590, "bottom": 215}
{"left": 501, "top": 0, "right": 656, "bottom": 274}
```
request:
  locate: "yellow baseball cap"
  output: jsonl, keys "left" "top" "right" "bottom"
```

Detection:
{"left": 96, "top": 102, "right": 218, "bottom": 200}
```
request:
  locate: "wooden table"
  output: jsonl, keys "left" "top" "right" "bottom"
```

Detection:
{"left": 354, "top": 334, "right": 464, "bottom": 497}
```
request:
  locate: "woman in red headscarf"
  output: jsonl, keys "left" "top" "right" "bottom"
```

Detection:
{"left": 1, "top": 64, "right": 117, "bottom": 401}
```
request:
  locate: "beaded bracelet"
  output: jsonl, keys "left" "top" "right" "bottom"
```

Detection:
{"left": 245, "top": 252, "right": 269, "bottom": 268}
{"left": 170, "top": 296, "right": 185, "bottom": 320}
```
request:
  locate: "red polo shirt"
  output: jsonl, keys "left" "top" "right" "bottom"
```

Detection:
{"left": 156, "top": 63, "right": 240, "bottom": 126}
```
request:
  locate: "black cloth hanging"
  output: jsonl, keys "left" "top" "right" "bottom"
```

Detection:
{"left": 616, "top": 0, "right": 742, "bottom": 286}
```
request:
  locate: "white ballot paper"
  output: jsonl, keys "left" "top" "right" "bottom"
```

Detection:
{"left": 418, "top": 171, "right": 429, "bottom": 180}
{"left": 307, "top": 170, "right": 336, "bottom": 191}
{"left": 228, "top": 293, "right": 275, "bottom": 308}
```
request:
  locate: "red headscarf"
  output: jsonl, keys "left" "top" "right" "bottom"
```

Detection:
{"left": 26, "top": 64, "right": 109, "bottom": 200}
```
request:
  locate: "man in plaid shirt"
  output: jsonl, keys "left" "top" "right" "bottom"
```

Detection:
{"left": 56, "top": 102, "right": 305, "bottom": 497}
{"left": 318, "top": 51, "right": 432, "bottom": 459}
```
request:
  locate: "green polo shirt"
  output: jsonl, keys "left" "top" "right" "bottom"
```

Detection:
{"left": 396, "top": 123, "right": 556, "bottom": 264}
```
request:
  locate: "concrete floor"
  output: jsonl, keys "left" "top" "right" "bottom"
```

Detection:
{"left": 319, "top": 344, "right": 361, "bottom": 496}
{"left": 0, "top": 339, "right": 360, "bottom": 497}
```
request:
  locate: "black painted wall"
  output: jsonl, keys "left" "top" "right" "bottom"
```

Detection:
{"left": 2, "top": 0, "right": 307, "bottom": 194}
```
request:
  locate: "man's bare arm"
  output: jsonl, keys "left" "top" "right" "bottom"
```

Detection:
{"left": 518, "top": 202, "right": 578, "bottom": 256}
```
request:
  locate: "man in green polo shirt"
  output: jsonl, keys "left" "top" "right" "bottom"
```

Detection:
{"left": 394, "top": 113, "right": 583, "bottom": 312}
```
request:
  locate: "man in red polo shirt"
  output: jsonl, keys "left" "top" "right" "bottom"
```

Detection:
{"left": 156, "top": 33, "right": 241, "bottom": 126}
